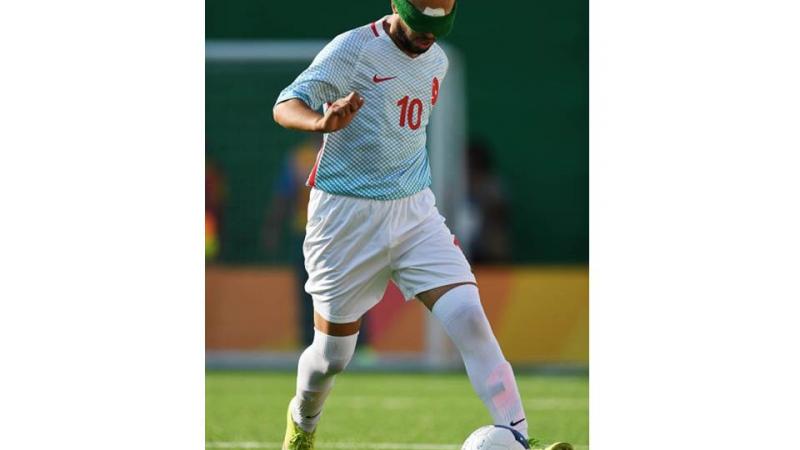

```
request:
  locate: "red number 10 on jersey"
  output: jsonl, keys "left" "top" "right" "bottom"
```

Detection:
{"left": 396, "top": 78, "right": 440, "bottom": 131}
{"left": 396, "top": 96, "right": 423, "bottom": 130}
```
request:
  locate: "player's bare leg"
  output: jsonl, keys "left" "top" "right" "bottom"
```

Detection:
{"left": 312, "top": 311, "right": 362, "bottom": 336}
{"left": 418, "top": 283, "right": 573, "bottom": 450}
{"left": 283, "top": 313, "right": 361, "bottom": 450}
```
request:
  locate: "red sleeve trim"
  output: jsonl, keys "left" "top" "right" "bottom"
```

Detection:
{"left": 370, "top": 21, "right": 379, "bottom": 37}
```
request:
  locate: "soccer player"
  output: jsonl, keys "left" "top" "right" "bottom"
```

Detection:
{"left": 272, "top": 1, "right": 573, "bottom": 449}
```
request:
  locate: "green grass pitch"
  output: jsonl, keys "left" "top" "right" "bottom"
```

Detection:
{"left": 206, "top": 371, "right": 589, "bottom": 449}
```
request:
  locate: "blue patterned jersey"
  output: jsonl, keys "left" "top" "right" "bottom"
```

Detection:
{"left": 275, "top": 17, "right": 449, "bottom": 200}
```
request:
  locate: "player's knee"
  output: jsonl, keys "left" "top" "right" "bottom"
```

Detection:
{"left": 460, "top": 306, "right": 494, "bottom": 342}
{"left": 432, "top": 284, "right": 499, "bottom": 347}
{"left": 322, "top": 354, "right": 352, "bottom": 375}
{"left": 309, "top": 329, "right": 358, "bottom": 376}
{"left": 432, "top": 284, "right": 483, "bottom": 325}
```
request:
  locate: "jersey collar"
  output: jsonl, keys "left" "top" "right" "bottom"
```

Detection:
{"left": 374, "top": 15, "right": 434, "bottom": 61}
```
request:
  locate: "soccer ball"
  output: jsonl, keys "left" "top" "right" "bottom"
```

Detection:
{"left": 461, "top": 425, "right": 530, "bottom": 450}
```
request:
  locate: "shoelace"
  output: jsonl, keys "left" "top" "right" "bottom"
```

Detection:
{"left": 289, "top": 432, "right": 315, "bottom": 450}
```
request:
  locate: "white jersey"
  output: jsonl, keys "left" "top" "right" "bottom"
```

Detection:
{"left": 276, "top": 17, "right": 449, "bottom": 200}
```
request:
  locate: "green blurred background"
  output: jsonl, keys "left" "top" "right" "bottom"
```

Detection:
{"left": 206, "top": 0, "right": 588, "bottom": 264}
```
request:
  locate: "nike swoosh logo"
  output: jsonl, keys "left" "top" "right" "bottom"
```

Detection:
{"left": 373, "top": 75, "right": 397, "bottom": 83}
{"left": 510, "top": 418, "right": 526, "bottom": 426}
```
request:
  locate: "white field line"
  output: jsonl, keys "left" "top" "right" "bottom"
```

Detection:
{"left": 328, "top": 396, "right": 587, "bottom": 411}
{"left": 206, "top": 442, "right": 589, "bottom": 450}
{"left": 206, "top": 443, "right": 457, "bottom": 450}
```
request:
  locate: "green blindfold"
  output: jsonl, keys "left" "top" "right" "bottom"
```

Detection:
{"left": 392, "top": 0, "right": 457, "bottom": 37}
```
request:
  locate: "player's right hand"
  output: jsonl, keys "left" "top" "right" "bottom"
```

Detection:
{"left": 314, "top": 91, "right": 365, "bottom": 133}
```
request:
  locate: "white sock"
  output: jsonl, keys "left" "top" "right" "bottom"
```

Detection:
{"left": 431, "top": 284, "right": 529, "bottom": 438}
{"left": 292, "top": 329, "right": 358, "bottom": 432}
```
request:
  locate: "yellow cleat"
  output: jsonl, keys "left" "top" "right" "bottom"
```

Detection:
{"left": 282, "top": 402, "right": 316, "bottom": 450}
{"left": 529, "top": 439, "right": 574, "bottom": 450}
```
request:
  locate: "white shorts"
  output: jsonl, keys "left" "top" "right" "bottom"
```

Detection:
{"left": 303, "top": 187, "right": 476, "bottom": 323}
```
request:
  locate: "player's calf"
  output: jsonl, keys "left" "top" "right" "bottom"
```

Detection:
{"left": 429, "top": 284, "right": 530, "bottom": 438}
{"left": 292, "top": 329, "right": 358, "bottom": 433}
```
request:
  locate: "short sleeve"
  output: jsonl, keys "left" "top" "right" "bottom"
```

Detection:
{"left": 275, "top": 32, "right": 362, "bottom": 111}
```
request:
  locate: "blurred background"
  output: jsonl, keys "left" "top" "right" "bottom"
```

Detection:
{"left": 205, "top": 0, "right": 588, "bottom": 372}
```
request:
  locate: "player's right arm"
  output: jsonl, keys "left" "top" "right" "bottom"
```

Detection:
{"left": 273, "top": 31, "right": 367, "bottom": 133}
{"left": 273, "top": 92, "right": 364, "bottom": 133}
